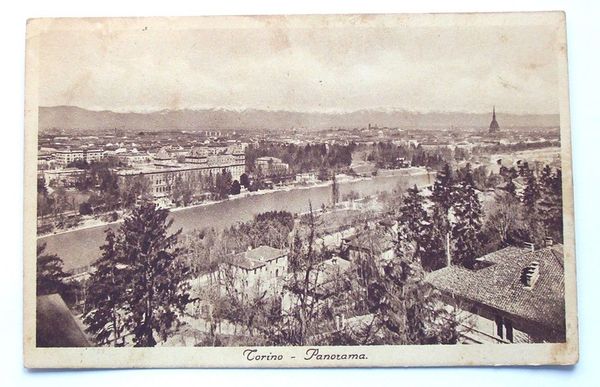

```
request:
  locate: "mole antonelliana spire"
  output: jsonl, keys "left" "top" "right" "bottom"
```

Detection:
{"left": 489, "top": 105, "right": 500, "bottom": 133}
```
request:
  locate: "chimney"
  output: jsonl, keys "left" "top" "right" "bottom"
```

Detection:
{"left": 521, "top": 261, "right": 540, "bottom": 289}
{"left": 523, "top": 242, "right": 535, "bottom": 252}
{"left": 544, "top": 237, "right": 553, "bottom": 247}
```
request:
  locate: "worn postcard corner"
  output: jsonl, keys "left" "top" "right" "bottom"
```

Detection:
{"left": 24, "top": 11, "right": 578, "bottom": 368}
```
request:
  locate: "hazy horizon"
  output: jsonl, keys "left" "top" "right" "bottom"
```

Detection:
{"left": 38, "top": 104, "right": 559, "bottom": 116}
{"left": 37, "top": 17, "right": 561, "bottom": 115}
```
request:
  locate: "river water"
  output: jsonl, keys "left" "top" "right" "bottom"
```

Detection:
{"left": 39, "top": 169, "right": 434, "bottom": 271}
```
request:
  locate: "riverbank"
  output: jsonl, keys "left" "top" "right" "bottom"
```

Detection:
{"left": 38, "top": 168, "right": 433, "bottom": 271}
{"left": 38, "top": 167, "right": 429, "bottom": 238}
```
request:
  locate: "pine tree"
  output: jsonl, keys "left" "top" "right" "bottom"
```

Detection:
{"left": 429, "top": 163, "right": 456, "bottom": 266}
{"left": 521, "top": 172, "right": 544, "bottom": 245}
{"left": 400, "top": 185, "right": 427, "bottom": 240}
{"left": 331, "top": 173, "right": 340, "bottom": 205}
{"left": 399, "top": 185, "right": 443, "bottom": 270}
{"left": 118, "top": 201, "right": 190, "bottom": 346}
{"left": 432, "top": 163, "right": 454, "bottom": 214}
{"left": 522, "top": 173, "right": 540, "bottom": 210}
{"left": 83, "top": 229, "right": 128, "bottom": 346}
{"left": 537, "top": 167, "right": 563, "bottom": 243}
{"left": 36, "top": 243, "right": 76, "bottom": 304}
{"left": 426, "top": 205, "right": 451, "bottom": 270}
{"left": 364, "top": 228, "right": 460, "bottom": 344}
{"left": 451, "top": 167, "right": 483, "bottom": 268}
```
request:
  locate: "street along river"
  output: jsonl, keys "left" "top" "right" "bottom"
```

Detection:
{"left": 38, "top": 169, "right": 433, "bottom": 271}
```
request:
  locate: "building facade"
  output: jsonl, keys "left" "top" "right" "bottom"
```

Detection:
{"left": 54, "top": 148, "right": 105, "bottom": 166}
{"left": 256, "top": 156, "right": 289, "bottom": 176}
{"left": 117, "top": 144, "right": 246, "bottom": 198}
{"left": 42, "top": 168, "right": 86, "bottom": 187}
{"left": 222, "top": 245, "right": 289, "bottom": 296}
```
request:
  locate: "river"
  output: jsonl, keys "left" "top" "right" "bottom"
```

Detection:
{"left": 38, "top": 168, "right": 434, "bottom": 271}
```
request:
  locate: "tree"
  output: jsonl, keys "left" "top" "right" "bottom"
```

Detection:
{"left": 230, "top": 180, "right": 241, "bottom": 195}
{"left": 98, "top": 168, "right": 120, "bottom": 211}
{"left": 114, "top": 201, "right": 190, "bottom": 346}
{"left": 429, "top": 163, "right": 455, "bottom": 266}
{"left": 218, "top": 264, "right": 270, "bottom": 338}
{"left": 538, "top": 166, "right": 563, "bottom": 243}
{"left": 400, "top": 186, "right": 427, "bottom": 242}
{"left": 522, "top": 173, "right": 540, "bottom": 210}
{"left": 240, "top": 173, "right": 250, "bottom": 189}
{"left": 276, "top": 202, "right": 325, "bottom": 345}
{"left": 83, "top": 229, "right": 128, "bottom": 346}
{"left": 432, "top": 163, "right": 454, "bottom": 216}
{"left": 37, "top": 176, "right": 48, "bottom": 196}
{"left": 79, "top": 201, "right": 93, "bottom": 215}
{"left": 364, "top": 228, "right": 461, "bottom": 344}
{"left": 170, "top": 174, "right": 194, "bottom": 207}
{"left": 37, "top": 192, "right": 53, "bottom": 219}
{"left": 214, "top": 169, "right": 233, "bottom": 200}
{"left": 399, "top": 185, "right": 444, "bottom": 271}
{"left": 451, "top": 167, "right": 483, "bottom": 268}
{"left": 51, "top": 187, "right": 69, "bottom": 215}
{"left": 120, "top": 175, "right": 151, "bottom": 208}
{"left": 37, "top": 243, "right": 76, "bottom": 305}
{"left": 484, "top": 192, "right": 526, "bottom": 248}
{"left": 521, "top": 172, "right": 544, "bottom": 246}
{"left": 331, "top": 173, "right": 340, "bottom": 205}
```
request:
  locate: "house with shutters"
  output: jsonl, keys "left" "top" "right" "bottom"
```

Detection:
{"left": 425, "top": 242, "right": 566, "bottom": 344}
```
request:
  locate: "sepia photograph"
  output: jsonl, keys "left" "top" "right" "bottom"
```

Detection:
{"left": 23, "top": 12, "right": 578, "bottom": 368}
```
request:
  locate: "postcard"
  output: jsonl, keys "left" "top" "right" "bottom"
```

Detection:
{"left": 24, "top": 12, "right": 578, "bottom": 368}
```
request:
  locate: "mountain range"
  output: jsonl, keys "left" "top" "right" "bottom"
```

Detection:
{"left": 38, "top": 106, "right": 560, "bottom": 133}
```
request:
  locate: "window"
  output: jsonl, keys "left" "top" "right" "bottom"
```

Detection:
{"left": 275, "top": 269, "right": 279, "bottom": 277}
{"left": 495, "top": 315, "right": 514, "bottom": 342}
{"left": 505, "top": 319, "right": 514, "bottom": 342}
{"left": 495, "top": 315, "right": 504, "bottom": 339}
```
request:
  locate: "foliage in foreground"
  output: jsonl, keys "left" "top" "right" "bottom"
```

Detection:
{"left": 83, "top": 201, "right": 190, "bottom": 347}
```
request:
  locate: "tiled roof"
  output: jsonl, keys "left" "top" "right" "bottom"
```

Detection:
{"left": 425, "top": 245, "right": 565, "bottom": 331}
{"left": 229, "top": 245, "right": 287, "bottom": 270}
{"left": 345, "top": 230, "right": 395, "bottom": 252}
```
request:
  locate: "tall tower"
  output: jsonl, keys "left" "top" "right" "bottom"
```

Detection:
{"left": 489, "top": 106, "right": 500, "bottom": 133}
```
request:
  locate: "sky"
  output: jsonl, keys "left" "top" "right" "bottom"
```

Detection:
{"left": 36, "top": 16, "right": 563, "bottom": 114}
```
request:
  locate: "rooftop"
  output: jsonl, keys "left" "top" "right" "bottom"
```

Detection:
{"left": 425, "top": 245, "right": 565, "bottom": 332}
{"left": 345, "top": 228, "right": 396, "bottom": 254}
{"left": 229, "top": 245, "right": 287, "bottom": 270}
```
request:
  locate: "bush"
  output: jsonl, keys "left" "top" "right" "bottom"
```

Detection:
{"left": 79, "top": 202, "right": 93, "bottom": 215}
